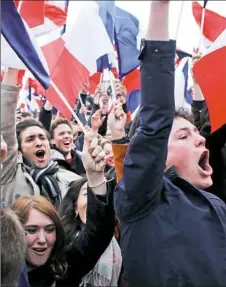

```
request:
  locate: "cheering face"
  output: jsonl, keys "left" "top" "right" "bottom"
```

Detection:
{"left": 103, "top": 143, "right": 114, "bottom": 167}
{"left": 20, "top": 126, "right": 51, "bottom": 168}
{"left": 166, "top": 117, "right": 213, "bottom": 190}
{"left": 25, "top": 209, "right": 56, "bottom": 269}
{"left": 52, "top": 124, "right": 73, "bottom": 155}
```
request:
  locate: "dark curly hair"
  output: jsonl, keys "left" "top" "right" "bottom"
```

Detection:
{"left": 16, "top": 119, "right": 50, "bottom": 151}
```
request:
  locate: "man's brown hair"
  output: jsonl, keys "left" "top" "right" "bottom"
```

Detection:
{"left": 50, "top": 118, "right": 73, "bottom": 139}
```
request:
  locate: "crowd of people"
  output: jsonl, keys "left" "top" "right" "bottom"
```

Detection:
{"left": 1, "top": 1, "right": 226, "bottom": 286}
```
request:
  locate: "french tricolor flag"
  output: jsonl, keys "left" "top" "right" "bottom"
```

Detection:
{"left": 193, "top": 28, "right": 226, "bottom": 132}
{"left": 1, "top": 0, "right": 50, "bottom": 89}
{"left": 192, "top": 1, "right": 226, "bottom": 49}
{"left": 42, "top": 1, "right": 115, "bottom": 119}
{"left": 14, "top": 0, "right": 67, "bottom": 37}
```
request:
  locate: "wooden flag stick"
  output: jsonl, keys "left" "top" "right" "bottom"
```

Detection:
{"left": 198, "top": 7, "right": 206, "bottom": 50}
{"left": 17, "top": 0, "right": 23, "bottom": 12}
{"left": 99, "top": 72, "right": 103, "bottom": 84}
{"left": 109, "top": 69, "right": 116, "bottom": 103}
{"left": 175, "top": 1, "right": 185, "bottom": 41}
{"left": 51, "top": 80, "right": 87, "bottom": 134}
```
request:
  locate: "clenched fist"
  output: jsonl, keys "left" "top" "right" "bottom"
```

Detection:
{"left": 82, "top": 129, "right": 106, "bottom": 174}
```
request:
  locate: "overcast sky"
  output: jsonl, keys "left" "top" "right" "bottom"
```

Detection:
{"left": 116, "top": 1, "right": 226, "bottom": 53}
{"left": 67, "top": 1, "right": 226, "bottom": 54}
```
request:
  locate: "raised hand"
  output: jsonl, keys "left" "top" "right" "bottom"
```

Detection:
{"left": 79, "top": 105, "right": 88, "bottom": 115}
{"left": 82, "top": 128, "right": 106, "bottom": 191}
{"left": 115, "top": 79, "right": 127, "bottom": 105}
{"left": 91, "top": 109, "right": 106, "bottom": 134}
{"left": 82, "top": 129, "right": 106, "bottom": 174}
{"left": 191, "top": 48, "right": 203, "bottom": 83}
{"left": 93, "top": 84, "right": 102, "bottom": 105}
{"left": 108, "top": 101, "right": 127, "bottom": 140}
{"left": 146, "top": 1, "right": 170, "bottom": 41}
{"left": 99, "top": 94, "right": 109, "bottom": 114}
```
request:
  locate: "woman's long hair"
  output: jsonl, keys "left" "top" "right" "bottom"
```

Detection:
{"left": 59, "top": 176, "right": 88, "bottom": 247}
{"left": 11, "top": 196, "right": 67, "bottom": 280}
{"left": 59, "top": 176, "right": 120, "bottom": 244}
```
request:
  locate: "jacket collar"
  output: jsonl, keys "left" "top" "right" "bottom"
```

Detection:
{"left": 164, "top": 166, "right": 179, "bottom": 182}
{"left": 52, "top": 145, "right": 76, "bottom": 157}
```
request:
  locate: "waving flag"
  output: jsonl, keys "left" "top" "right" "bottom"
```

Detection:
{"left": 193, "top": 29, "right": 226, "bottom": 132}
{"left": 115, "top": 7, "right": 140, "bottom": 78}
{"left": 175, "top": 49, "right": 192, "bottom": 67}
{"left": 1, "top": 0, "right": 50, "bottom": 89}
{"left": 17, "top": 1, "right": 67, "bottom": 38}
{"left": 127, "top": 89, "right": 141, "bottom": 114}
{"left": 97, "top": 1, "right": 115, "bottom": 42}
{"left": 175, "top": 57, "right": 192, "bottom": 110}
{"left": 192, "top": 2, "right": 226, "bottom": 48}
{"left": 17, "top": 0, "right": 45, "bottom": 28}
{"left": 96, "top": 1, "right": 116, "bottom": 72}
{"left": 43, "top": 1, "right": 114, "bottom": 119}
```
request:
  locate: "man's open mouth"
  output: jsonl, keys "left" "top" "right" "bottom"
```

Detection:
{"left": 35, "top": 150, "right": 45, "bottom": 160}
{"left": 63, "top": 140, "right": 71, "bottom": 147}
{"left": 198, "top": 150, "right": 212, "bottom": 175}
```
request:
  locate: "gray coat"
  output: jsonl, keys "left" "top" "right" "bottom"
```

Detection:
{"left": 1, "top": 84, "right": 81, "bottom": 206}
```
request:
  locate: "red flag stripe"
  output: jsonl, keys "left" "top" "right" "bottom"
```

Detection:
{"left": 19, "top": 1, "right": 45, "bottom": 28}
{"left": 192, "top": 2, "right": 226, "bottom": 43}
{"left": 193, "top": 45, "right": 226, "bottom": 132}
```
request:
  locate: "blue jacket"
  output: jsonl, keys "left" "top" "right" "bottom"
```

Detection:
{"left": 114, "top": 40, "right": 226, "bottom": 287}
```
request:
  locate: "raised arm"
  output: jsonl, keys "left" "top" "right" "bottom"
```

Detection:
{"left": 115, "top": 1, "right": 176, "bottom": 221}
{"left": 38, "top": 100, "right": 52, "bottom": 131}
{"left": 62, "top": 130, "right": 115, "bottom": 285}
{"left": 1, "top": 68, "right": 20, "bottom": 184}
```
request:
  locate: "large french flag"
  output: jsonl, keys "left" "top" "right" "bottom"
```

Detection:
{"left": 192, "top": 1, "right": 226, "bottom": 48}
{"left": 96, "top": 1, "right": 116, "bottom": 72}
{"left": 1, "top": 0, "right": 50, "bottom": 89}
{"left": 115, "top": 7, "right": 140, "bottom": 78}
{"left": 14, "top": 0, "right": 67, "bottom": 37}
{"left": 42, "top": 1, "right": 114, "bottom": 119}
{"left": 193, "top": 29, "right": 226, "bottom": 132}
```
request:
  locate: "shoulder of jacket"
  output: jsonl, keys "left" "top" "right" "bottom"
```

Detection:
{"left": 50, "top": 149, "right": 65, "bottom": 160}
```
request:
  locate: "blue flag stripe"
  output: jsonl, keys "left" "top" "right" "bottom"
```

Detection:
{"left": 115, "top": 7, "right": 140, "bottom": 78}
{"left": 1, "top": 0, "right": 50, "bottom": 89}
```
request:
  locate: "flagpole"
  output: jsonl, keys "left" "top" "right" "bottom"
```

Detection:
{"left": 175, "top": 1, "right": 185, "bottom": 41}
{"left": 17, "top": 0, "right": 23, "bottom": 12}
{"left": 99, "top": 72, "right": 103, "bottom": 84}
{"left": 79, "top": 94, "right": 85, "bottom": 107}
{"left": 198, "top": 6, "right": 206, "bottom": 50}
{"left": 51, "top": 80, "right": 87, "bottom": 134}
{"left": 109, "top": 69, "right": 116, "bottom": 103}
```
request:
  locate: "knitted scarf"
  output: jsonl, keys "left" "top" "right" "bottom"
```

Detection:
{"left": 79, "top": 237, "right": 122, "bottom": 287}
{"left": 23, "top": 161, "right": 62, "bottom": 208}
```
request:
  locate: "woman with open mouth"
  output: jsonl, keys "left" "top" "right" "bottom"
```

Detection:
{"left": 11, "top": 130, "right": 116, "bottom": 287}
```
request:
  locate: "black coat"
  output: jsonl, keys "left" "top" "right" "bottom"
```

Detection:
{"left": 28, "top": 186, "right": 115, "bottom": 287}
{"left": 114, "top": 40, "right": 226, "bottom": 286}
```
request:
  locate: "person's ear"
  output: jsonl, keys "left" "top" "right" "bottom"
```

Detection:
{"left": 50, "top": 139, "right": 55, "bottom": 145}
